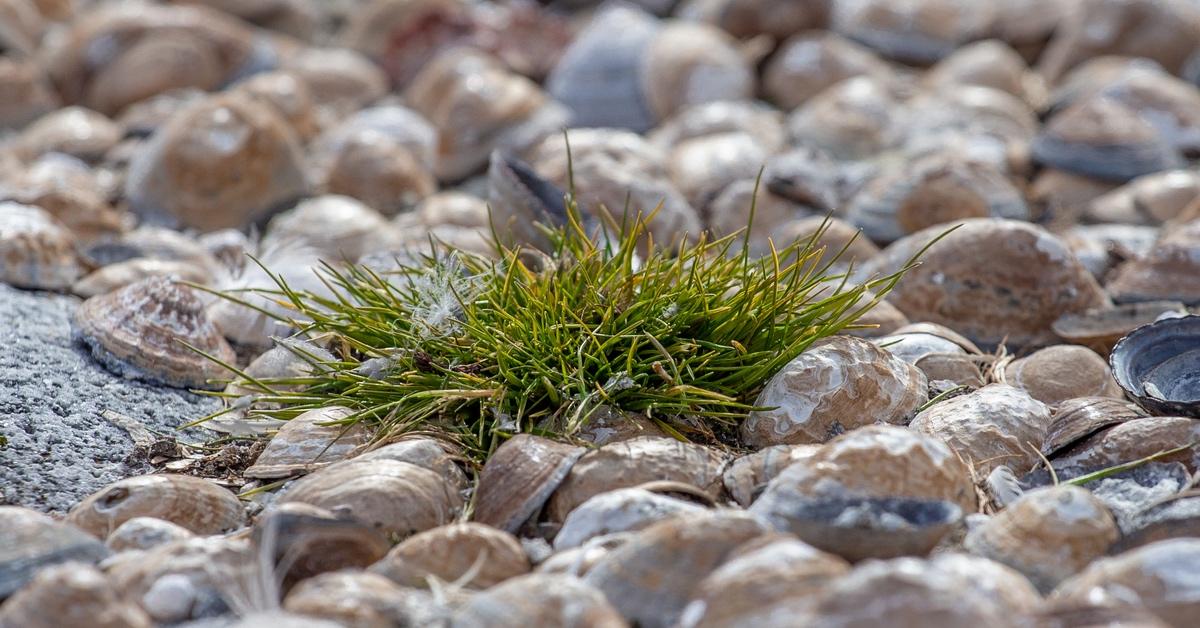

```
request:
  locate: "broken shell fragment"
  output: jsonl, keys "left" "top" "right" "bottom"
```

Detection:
{"left": 372, "top": 522, "right": 529, "bottom": 590}
{"left": 1110, "top": 315, "right": 1200, "bottom": 417}
{"left": 1042, "top": 396, "right": 1146, "bottom": 457}
{"left": 72, "top": 276, "right": 237, "bottom": 389}
{"left": 0, "top": 506, "right": 110, "bottom": 599}
{"left": 65, "top": 474, "right": 243, "bottom": 539}
{"left": 473, "top": 434, "right": 585, "bottom": 534}
{"left": 0, "top": 563, "right": 152, "bottom": 628}
{"left": 910, "top": 384, "right": 1051, "bottom": 476}
{"left": 722, "top": 444, "right": 820, "bottom": 508}
{"left": 244, "top": 406, "right": 370, "bottom": 479}
{"left": 1002, "top": 345, "right": 1123, "bottom": 407}
{"left": 0, "top": 202, "right": 85, "bottom": 291}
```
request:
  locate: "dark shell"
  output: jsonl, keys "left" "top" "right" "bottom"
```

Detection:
{"left": 253, "top": 504, "right": 391, "bottom": 592}
{"left": 1052, "top": 302, "right": 1187, "bottom": 356}
{"left": 1032, "top": 97, "right": 1183, "bottom": 183}
{"left": 1110, "top": 315, "right": 1200, "bottom": 417}
{"left": 1043, "top": 397, "right": 1147, "bottom": 457}
{"left": 473, "top": 435, "right": 585, "bottom": 534}
{"left": 1113, "top": 490, "right": 1200, "bottom": 554}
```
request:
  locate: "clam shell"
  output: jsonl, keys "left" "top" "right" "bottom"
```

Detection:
{"left": 771, "top": 217, "right": 883, "bottom": 274}
{"left": 1052, "top": 417, "right": 1200, "bottom": 478}
{"left": 13, "top": 106, "right": 121, "bottom": 163}
{"left": 576, "top": 404, "right": 669, "bottom": 446}
{"left": 320, "top": 133, "right": 437, "bottom": 216}
{"left": 284, "top": 571, "right": 453, "bottom": 627}
{"left": 649, "top": 100, "right": 785, "bottom": 154}
{"left": 279, "top": 458, "right": 464, "bottom": 539}
{"left": 1, "top": 154, "right": 127, "bottom": 245}
{"left": 722, "top": 444, "right": 820, "bottom": 507}
{"left": 638, "top": 21, "right": 755, "bottom": 124}
{"left": 105, "top": 536, "right": 253, "bottom": 623}
{"left": 65, "top": 474, "right": 243, "bottom": 539}
{"left": 354, "top": 438, "right": 469, "bottom": 492}
{"left": 73, "top": 276, "right": 237, "bottom": 389}
{"left": 0, "top": 563, "right": 152, "bottom": 628}
{"left": 243, "top": 407, "right": 370, "bottom": 479}
{"left": 553, "top": 487, "right": 708, "bottom": 551}
{"left": 254, "top": 503, "right": 391, "bottom": 591}
{"left": 1002, "top": 344, "right": 1123, "bottom": 407}
{"left": 762, "top": 149, "right": 847, "bottom": 215}
{"left": 263, "top": 195, "right": 401, "bottom": 263}
{"left": 0, "top": 202, "right": 84, "bottom": 291}
{"left": 230, "top": 70, "right": 320, "bottom": 141}
{"left": 1034, "top": 600, "right": 1171, "bottom": 628}
{"left": 338, "top": 0, "right": 474, "bottom": 89}
{"left": 72, "top": 258, "right": 212, "bottom": 299}
{"left": 675, "top": 0, "right": 828, "bottom": 39}
{"left": 1032, "top": 97, "right": 1183, "bottom": 183}
{"left": 965, "top": 485, "right": 1118, "bottom": 593}
{"left": 832, "top": 0, "right": 995, "bottom": 64}
{"left": 1086, "top": 170, "right": 1200, "bottom": 226}
{"left": 536, "top": 533, "right": 629, "bottom": 578}
{"left": 1030, "top": 167, "right": 1120, "bottom": 227}
{"left": 1043, "top": 396, "right": 1146, "bottom": 457}
{"left": 282, "top": 47, "right": 388, "bottom": 120}
{"left": 786, "top": 76, "right": 902, "bottom": 161}
{"left": 741, "top": 335, "right": 928, "bottom": 447}
{"left": 1052, "top": 301, "right": 1187, "bottom": 355}
{"left": 453, "top": 573, "right": 626, "bottom": 627}
{"left": 910, "top": 384, "right": 1052, "bottom": 476}
{"left": 544, "top": 436, "right": 728, "bottom": 525}
{"left": 83, "top": 226, "right": 220, "bottom": 272}
{"left": 1110, "top": 315, "right": 1200, "bottom": 416}
{"left": 0, "top": 506, "right": 110, "bottom": 599}
{"left": 667, "top": 132, "right": 769, "bottom": 217}
{"left": 0, "top": 57, "right": 58, "bottom": 130}
{"left": 1107, "top": 220, "right": 1200, "bottom": 304}
{"left": 473, "top": 434, "right": 585, "bottom": 534}
{"left": 105, "top": 517, "right": 194, "bottom": 552}
{"left": 371, "top": 522, "right": 529, "bottom": 590}
{"left": 762, "top": 32, "right": 890, "bottom": 110}
{"left": 923, "top": 39, "right": 1044, "bottom": 105}
{"left": 486, "top": 149, "right": 570, "bottom": 251}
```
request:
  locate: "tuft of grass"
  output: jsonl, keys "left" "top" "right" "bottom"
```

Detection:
{"left": 196, "top": 193, "right": 929, "bottom": 463}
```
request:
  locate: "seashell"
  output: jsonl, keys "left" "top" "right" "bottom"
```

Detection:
{"left": 1032, "top": 97, "right": 1183, "bottom": 183}
{"left": 900, "top": 87, "right": 1038, "bottom": 175}
{"left": 353, "top": 438, "right": 469, "bottom": 492}
{"left": 166, "top": 0, "right": 319, "bottom": 40}
{"left": 989, "top": 0, "right": 1069, "bottom": 60}
{"left": 243, "top": 406, "right": 370, "bottom": 479}
{"left": 0, "top": 57, "right": 58, "bottom": 129}
{"left": 846, "top": 153, "right": 1029, "bottom": 243}
{"left": 1042, "top": 396, "right": 1146, "bottom": 458}
{"left": 13, "top": 106, "right": 121, "bottom": 163}
{"left": 278, "top": 458, "right": 464, "bottom": 540}
{"left": 965, "top": 485, "right": 1118, "bottom": 593}
{"left": 722, "top": 444, "right": 820, "bottom": 508}
{"left": 125, "top": 92, "right": 308, "bottom": 232}
{"left": 545, "top": 436, "right": 728, "bottom": 525}
{"left": 113, "top": 88, "right": 208, "bottom": 139}
{"left": 536, "top": 533, "right": 630, "bottom": 578}
{"left": 468, "top": 0, "right": 574, "bottom": 82}
{"left": 407, "top": 47, "right": 566, "bottom": 182}
{"left": 105, "top": 517, "right": 195, "bottom": 552}
{"left": 1108, "top": 220, "right": 1200, "bottom": 304}
{"left": 1086, "top": 170, "right": 1200, "bottom": 226}
{"left": 66, "top": 474, "right": 243, "bottom": 539}
{"left": 1046, "top": 56, "right": 1164, "bottom": 114}
{"left": 576, "top": 405, "right": 668, "bottom": 446}
{"left": 584, "top": 511, "right": 769, "bottom": 628}
{"left": 911, "top": 384, "right": 1051, "bottom": 476}
{"left": 371, "top": 522, "right": 529, "bottom": 590}
{"left": 1034, "top": 600, "right": 1171, "bottom": 628}
{"left": 666, "top": 132, "right": 770, "bottom": 216}
{"left": 339, "top": 0, "right": 474, "bottom": 89}
{"left": 0, "top": 562, "right": 152, "bottom": 628}
{"left": 320, "top": 133, "right": 437, "bottom": 217}
{"left": 876, "top": 322, "right": 982, "bottom": 361}
{"left": 282, "top": 47, "right": 388, "bottom": 121}
{"left": 230, "top": 71, "right": 320, "bottom": 141}
{"left": 473, "top": 434, "right": 586, "bottom": 534}
{"left": 857, "top": 219, "right": 1110, "bottom": 349}
{"left": 405, "top": 191, "right": 489, "bottom": 230}
{"left": 0, "top": 506, "right": 110, "bottom": 599}
{"left": 677, "top": 535, "right": 849, "bottom": 628}
{"left": 675, "top": 0, "right": 828, "bottom": 39}
{"left": 762, "top": 32, "right": 890, "bottom": 110}
{"left": 208, "top": 611, "right": 347, "bottom": 627}
{"left": 1063, "top": 223, "right": 1161, "bottom": 282}
{"left": 260, "top": 196, "right": 400, "bottom": 264}
{"left": 486, "top": 149, "right": 570, "bottom": 252}
{"left": 105, "top": 536, "right": 253, "bottom": 623}
{"left": 830, "top": 0, "right": 996, "bottom": 64}
{"left": 761, "top": 148, "right": 847, "bottom": 215}
{"left": 787, "top": 76, "right": 902, "bottom": 161}
{"left": 284, "top": 571, "right": 454, "bottom": 627}
{"left": 553, "top": 487, "right": 708, "bottom": 550}
{"left": 1109, "top": 315, "right": 1200, "bottom": 416}
{"left": 1111, "top": 490, "right": 1200, "bottom": 554}
{"left": 638, "top": 21, "right": 755, "bottom": 125}
{"left": 648, "top": 100, "right": 785, "bottom": 155}
{"left": 253, "top": 502, "right": 390, "bottom": 591}
{"left": 0, "top": 202, "right": 84, "bottom": 291}
{"left": 1051, "top": 417, "right": 1200, "bottom": 479}
{"left": 771, "top": 215, "right": 881, "bottom": 273}
{"left": 1088, "top": 462, "right": 1192, "bottom": 533}
{"left": 1051, "top": 538, "right": 1200, "bottom": 628}
{"left": 208, "top": 338, "right": 332, "bottom": 435}
{"left": 72, "top": 258, "right": 212, "bottom": 299}
{"left": 1002, "top": 345, "right": 1123, "bottom": 407}
{"left": 0, "top": 154, "right": 127, "bottom": 245}
{"left": 1030, "top": 167, "right": 1120, "bottom": 227}
{"left": 73, "top": 276, "right": 237, "bottom": 389}
{"left": 927, "top": 553, "right": 1044, "bottom": 615}
{"left": 740, "top": 335, "right": 928, "bottom": 447}
{"left": 1052, "top": 302, "right": 1187, "bottom": 356}
{"left": 923, "top": 40, "right": 1044, "bottom": 105}
{"left": 453, "top": 573, "right": 626, "bottom": 628}
{"left": 1088, "top": 68, "right": 1200, "bottom": 156}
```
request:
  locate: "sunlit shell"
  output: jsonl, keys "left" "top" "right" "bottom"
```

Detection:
{"left": 704, "top": 180, "right": 814, "bottom": 257}
{"left": 13, "top": 106, "right": 121, "bottom": 163}
{"left": 900, "top": 87, "right": 1038, "bottom": 174}
{"left": 72, "top": 258, "right": 212, "bottom": 299}
{"left": 666, "top": 132, "right": 770, "bottom": 215}
{"left": 261, "top": 195, "right": 400, "bottom": 264}
{"left": 230, "top": 71, "right": 319, "bottom": 141}
{"left": 1109, "top": 314, "right": 1200, "bottom": 416}
{"left": 0, "top": 154, "right": 127, "bottom": 245}
{"left": 0, "top": 506, "right": 110, "bottom": 599}
{"left": 105, "top": 536, "right": 253, "bottom": 624}
{"left": 675, "top": 0, "right": 828, "bottom": 39}
{"left": 281, "top": 47, "right": 388, "bottom": 121}
{"left": 1086, "top": 170, "right": 1200, "bottom": 226}
{"left": 1033, "top": 97, "right": 1182, "bottom": 183}
{"left": 545, "top": 436, "right": 728, "bottom": 525}
{"left": 639, "top": 21, "right": 755, "bottom": 124}
{"left": 830, "top": 0, "right": 995, "bottom": 64}
{"left": 1062, "top": 223, "right": 1161, "bottom": 282}
{"left": 858, "top": 219, "right": 1109, "bottom": 349}
{"left": 1002, "top": 345, "right": 1123, "bottom": 407}
{"left": 354, "top": 438, "right": 469, "bottom": 493}
{"left": 1042, "top": 396, "right": 1146, "bottom": 457}
{"left": 73, "top": 276, "right": 237, "bottom": 389}
{"left": 125, "top": 92, "right": 309, "bottom": 232}
{"left": 722, "top": 444, "right": 820, "bottom": 508}
{"left": 81, "top": 226, "right": 218, "bottom": 271}
{"left": 924, "top": 40, "right": 1044, "bottom": 105}
{"left": 65, "top": 474, "right": 243, "bottom": 539}
{"left": 762, "top": 32, "right": 890, "bottom": 110}
{"left": 1051, "top": 539, "right": 1200, "bottom": 628}
{"left": 910, "top": 384, "right": 1051, "bottom": 476}
{"left": 284, "top": 571, "right": 453, "bottom": 627}
{"left": 253, "top": 502, "right": 390, "bottom": 591}
{"left": 372, "top": 522, "right": 529, "bottom": 590}
{"left": 243, "top": 406, "right": 370, "bottom": 479}
{"left": 105, "top": 517, "right": 194, "bottom": 552}
{"left": 279, "top": 458, "right": 464, "bottom": 539}
{"left": 0, "top": 56, "right": 59, "bottom": 129}
{"left": 113, "top": 88, "right": 207, "bottom": 139}
{"left": 1052, "top": 417, "right": 1200, "bottom": 478}
{"left": 584, "top": 512, "right": 769, "bottom": 628}
{"left": 1107, "top": 220, "right": 1200, "bottom": 304}
{"left": 339, "top": 0, "right": 474, "bottom": 88}
{"left": 473, "top": 434, "right": 586, "bottom": 534}
{"left": 649, "top": 100, "right": 785, "bottom": 155}
{"left": 787, "top": 76, "right": 903, "bottom": 161}
{"left": 553, "top": 487, "right": 708, "bottom": 551}
{"left": 0, "top": 202, "right": 84, "bottom": 291}
{"left": 321, "top": 133, "right": 438, "bottom": 216}
{"left": 677, "top": 536, "right": 849, "bottom": 628}
{"left": 0, "top": 562, "right": 152, "bottom": 628}
{"left": 875, "top": 322, "right": 981, "bottom": 362}
{"left": 453, "top": 573, "right": 626, "bottom": 627}
{"left": 927, "top": 553, "right": 1044, "bottom": 615}
{"left": 965, "top": 485, "right": 1117, "bottom": 593}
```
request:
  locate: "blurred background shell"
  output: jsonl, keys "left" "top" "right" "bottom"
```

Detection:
{"left": 0, "top": 201, "right": 84, "bottom": 291}
{"left": 830, "top": 0, "right": 996, "bottom": 65}
{"left": 761, "top": 31, "right": 891, "bottom": 110}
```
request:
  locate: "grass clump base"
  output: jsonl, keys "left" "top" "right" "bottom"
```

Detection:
{"left": 199, "top": 199, "right": 917, "bottom": 463}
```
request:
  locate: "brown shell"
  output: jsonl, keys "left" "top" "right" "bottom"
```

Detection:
{"left": 584, "top": 512, "right": 770, "bottom": 628}
{"left": 1052, "top": 301, "right": 1188, "bottom": 355}
{"left": 124, "top": 92, "right": 309, "bottom": 232}
{"left": 230, "top": 71, "right": 320, "bottom": 141}
{"left": 676, "top": 0, "right": 828, "bottom": 40}
{"left": 1087, "top": 170, "right": 1200, "bottom": 226}
{"left": 1043, "top": 396, "right": 1146, "bottom": 457}
{"left": 65, "top": 474, "right": 243, "bottom": 538}
{"left": 545, "top": 436, "right": 728, "bottom": 525}
{"left": 453, "top": 573, "right": 627, "bottom": 628}
{"left": 244, "top": 406, "right": 371, "bottom": 479}
{"left": 0, "top": 563, "right": 152, "bottom": 628}
{"left": 0, "top": 56, "right": 58, "bottom": 130}
{"left": 2, "top": 156, "right": 127, "bottom": 245}
{"left": 354, "top": 438, "right": 469, "bottom": 492}
{"left": 762, "top": 32, "right": 889, "bottom": 110}
{"left": 371, "top": 522, "right": 530, "bottom": 590}
{"left": 830, "top": 0, "right": 996, "bottom": 64}
{"left": 859, "top": 219, "right": 1110, "bottom": 349}
{"left": 1051, "top": 539, "right": 1200, "bottom": 628}
{"left": 284, "top": 571, "right": 453, "bottom": 628}
{"left": 105, "top": 517, "right": 194, "bottom": 552}
{"left": 0, "top": 506, "right": 110, "bottom": 599}
{"left": 914, "top": 352, "right": 985, "bottom": 387}
{"left": 72, "top": 276, "right": 237, "bottom": 389}
{"left": 72, "top": 258, "right": 211, "bottom": 299}
{"left": 14, "top": 106, "right": 121, "bottom": 162}
{"left": 0, "top": 202, "right": 84, "bottom": 291}
{"left": 924, "top": 40, "right": 1044, "bottom": 105}
{"left": 640, "top": 21, "right": 755, "bottom": 123}
{"left": 772, "top": 216, "right": 882, "bottom": 273}
{"left": 577, "top": 405, "right": 669, "bottom": 446}
{"left": 1052, "top": 417, "right": 1200, "bottom": 476}
{"left": 253, "top": 503, "right": 391, "bottom": 591}
{"left": 667, "top": 132, "right": 769, "bottom": 216}
{"left": 1030, "top": 167, "right": 1119, "bottom": 227}
{"left": 279, "top": 458, "right": 464, "bottom": 539}
{"left": 339, "top": 0, "right": 473, "bottom": 89}
{"left": 910, "top": 384, "right": 1052, "bottom": 476}
{"left": 1002, "top": 344, "right": 1123, "bottom": 407}
{"left": 105, "top": 536, "right": 254, "bottom": 624}
{"left": 536, "top": 535, "right": 628, "bottom": 578}
{"left": 964, "top": 485, "right": 1118, "bottom": 592}
{"left": 474, "top": 435, "right": 585, "bottom": 533}
{"left": 722, "top": 444, "right": 821, "bottom": 508}
{"left": 742, "top": 335, "right": 927, "bottom": 447}
{"left": 321, "top": 133, "right": 437, "bottom": 216}
{"left": 1032, "top": 97, "right": 1182, "bottom": 183}
{"left": 1107, "top": 219, "right": 1200, "bottom": 304}
{"left": 786, "top": 76, "right": 901, "bottom": 161}
{"left": 282, "top": 47, "right": 388, "bottom": 120}
{"left": 553, "top": 487, "right": 708, "bottom": 551}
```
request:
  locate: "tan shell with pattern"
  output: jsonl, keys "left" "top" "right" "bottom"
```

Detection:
{"left": 372, "top": 522, "right": 530, "bottom": 589}
{"left": 66, "top": 474, "right": 243, "bottom": 538}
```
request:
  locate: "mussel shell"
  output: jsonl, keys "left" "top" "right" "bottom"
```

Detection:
{"left": 1043, "top": 396, "right": 1147, "bottom": 456}
{"left": 1110, "top": 315, "right": 1200, "bottom": 416}
{"left": 1052, "top": 301, "right": 1187, "bottom": 355}
{"left": 1032, "top": 97, "right": 1183, "bottom": 183}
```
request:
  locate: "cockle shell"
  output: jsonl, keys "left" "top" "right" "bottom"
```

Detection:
{"left": 1, "top": 154, "right": 126, "bottom": 245}
{"left": 762, "top": 32, "right": 890, "bottom": 110}
{"left": 910, "top": 384, "right": 1051, "bottom": 476}
{"left": 72, "top": 258, "right": 212, "bottom": 299}
{"left": 1033, "top": 97, "right": 1183, "bottom": 183}
{"left": 261, "top": 195, "right": 400, "bottom": 264}
{"left": 965, "top": 485, "right": 1118, "bottom": 593}
{"left": 1109, "top": 315, "right": 1200, "bottom": 416}
{"left": 73, "top": 276, "right": 237, "bottom": 389}
{"left": 553, "top": 487, "right": 708, "bottom": 551}
{"left": 0, "top": 57, "right": 58, "bottom": 129}
{"left": 243, "top": 406, "right": 370, "bottom": 479}
{"left": 13, "top": 106, "right": 121, "bottom": 163}
{"left": 284, "top": 571, "right": 453, "bottom": 628}
{"left": 0, "top": 506, "right": 109, "bottom": 599}
{"left": 831, "top": 0, "right": 995, "bottom": 64}
{"left": 0, "top": 563, "right": 152, "bottom": 628}
{"left": 741, "top": 335, "right": 927, "bottom": 447}
{"left": 125, "top": 92, "right": 309, "bottom": 232}
{"left": 722, "top": 444, "right": 820, "bottom": 508}
{"left": 65, "top": 474, "right": 243, "bottom": 539}
{"left": 1042, "top": 396, "right": 1146, "bottom": 457}
{"left": 452, "top": 573, "right": 626, "bottom": 628}
{"left": 1051, "top": 539, "right": 1200, "bottom": 628}
{"left": 1086, "top": 170, "right": 1200, "bottom": 226}
{"left": 1107, "top": 220, "right": 1200, "bottom": 304}
{"left": 372, "top": 522, "right": 530, "bottom": 590}
{"left": 544, "top": 436, "right": 728, "bottom": 525}
{"left": 1051, "top": 417, "right": 1200, "bottom": 479}
{"left": 105, "top": 517, "right": 195, "bottom": 552}
{"left": 787, "top": 76, "right": 902, "bottom": 161}
{"left": 0, "top": 202, "right": 84, "bottom": 291}
{"left": 638, "top": 21, "right": 755, "bottom": 124}
{"left": 253, "top": 503, "right": 391, "bottom": 591}
{"left": 473, "top": 434, "right": 585, "bottom": 534}
{"left": 1002, "top": 345, "right": 1123, "bottom": 407}
{"left": 1052, "top": 302, "right": 1187, "bottom": 355}
{"left": 584, "top": 511, "right": 770, "bottom": 628}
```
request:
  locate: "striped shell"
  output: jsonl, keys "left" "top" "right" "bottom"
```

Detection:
{"left": 65, "top": 474, "right": 244, "bottom": 539}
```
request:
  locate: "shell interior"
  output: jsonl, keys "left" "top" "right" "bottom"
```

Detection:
{"left": 1110, "top": 315, "right": 1200, "bottom": 415}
